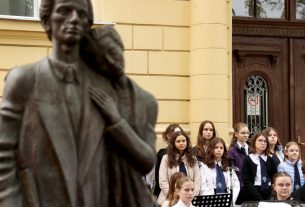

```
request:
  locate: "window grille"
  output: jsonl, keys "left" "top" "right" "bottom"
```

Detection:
{"left": 244, "top": 75, "right": 268, "bottom": 135}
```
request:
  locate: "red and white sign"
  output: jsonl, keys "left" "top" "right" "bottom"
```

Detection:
{"left": 247, "top": 95, "right": 260, "bottom": 115}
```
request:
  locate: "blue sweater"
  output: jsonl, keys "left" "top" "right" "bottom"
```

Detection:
{"left": 278, "top": 159, "right": 304, "bottom": 191}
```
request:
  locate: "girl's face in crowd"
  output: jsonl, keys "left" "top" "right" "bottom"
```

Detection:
{"left": 285, "top": 144, "right": 299, "bottom": 163}
{"left": 177, "top": 181, "right": 195, "bottom": 205}
{"left": 202, "top": 123, "right": 214, "bottom": 140}
{"left": 235, "top": 126, "right": 249, "bottom": 143}
{"left": 255, "top": 135, "right": 267, "bottom": 154}
{"left": 273, "top": 176, "right": 292, "bottom": 200}
{"left": 214, "top": 142, "right": 224, "bottom": 162}
{"left": 175, "top": 135, "right": 187, "bottom": 155}
{"left": 267, "top": 129, "right": 278, "bottom": 146}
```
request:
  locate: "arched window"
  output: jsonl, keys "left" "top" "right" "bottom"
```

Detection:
{"left": 244, "top": 75, "right": 268, "bottom": 135}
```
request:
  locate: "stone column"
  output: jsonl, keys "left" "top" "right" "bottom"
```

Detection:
{"left": 189, "top": 0, "right": 232, "bottom": 142}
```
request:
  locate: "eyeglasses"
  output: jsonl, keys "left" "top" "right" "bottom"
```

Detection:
{"left": 257, "top": 139, "right": 267, "bottom": 144}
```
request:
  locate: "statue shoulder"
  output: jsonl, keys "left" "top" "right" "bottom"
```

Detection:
{"left": 6, "top": 59, "right": 42, "bottom": 84}
{"left": 3, "top": 59, "right": 43, "bottom": 100}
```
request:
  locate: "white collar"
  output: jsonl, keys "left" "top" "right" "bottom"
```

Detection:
{"left": 286, "top": 159, "right": 301, "bottom": 166}
{"left": 237, "top": 141, "right": 248, "bottom": 149}
{"left": 250, "top": 153, "right": 267, "bottom": 162}
{"left": 214, "top": 160, "right": 222, "bottom": 166}
{"left": 174, "top": 200, "right": 194, "bottom": 207}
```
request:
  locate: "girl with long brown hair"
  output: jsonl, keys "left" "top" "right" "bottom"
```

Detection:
{"left": 200, "top": 137, "right": 240, "bottom": 206}
{"left": 158, "top": 131, "right": 200, "bottom": 205}
{"left": 193, "top": 120, "right": 217, "bottom": 162}
{"left": 262, "top": 127, "right": 284, "bottom": 167}
{"left": 154, "top": 124, "right": 183, "bottom": 196}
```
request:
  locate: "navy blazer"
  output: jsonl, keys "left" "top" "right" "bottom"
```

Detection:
{"left": 242, "top": 154, "right": 277, "bottom": 201}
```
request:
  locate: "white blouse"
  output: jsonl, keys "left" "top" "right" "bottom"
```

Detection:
{"left": 173, "top": 199, "right": 195, "bottom": 207}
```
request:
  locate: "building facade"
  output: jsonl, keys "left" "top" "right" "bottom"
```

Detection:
{"left": 0, "top": 0, "right": 232, "bottom": 149}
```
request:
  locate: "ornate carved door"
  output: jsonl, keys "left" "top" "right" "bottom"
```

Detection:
{"left": 233, "top": 36, "right": 290, "bottom": 144}
{"left": 232, "top": 0, "right": 305, "bottom": 157}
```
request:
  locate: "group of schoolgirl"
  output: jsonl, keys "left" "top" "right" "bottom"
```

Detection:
{"left": 154, "top": 121, "right": 239, "bottom": 207}
{"left": 153, "top": 121, "right": 305, "bottom": 207}
{"left": 229, "top": 123, "right": 305, "bottom": 205}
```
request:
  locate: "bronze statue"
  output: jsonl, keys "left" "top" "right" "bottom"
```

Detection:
{"left": 0, "top": 0, "right": 158, "bottom": 205}
{"left": 82, "top": 26, "right": 159, "bottom": 206}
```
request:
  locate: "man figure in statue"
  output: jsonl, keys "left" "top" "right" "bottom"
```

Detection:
{"left": 0, "top": 0, "right": 158, "bottom": 206}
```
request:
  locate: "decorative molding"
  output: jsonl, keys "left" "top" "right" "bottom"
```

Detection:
{"left": 244, "top": 58, "right": 271, "bottom": 70}
{"left": 233, "top": 19, "right": 305, "bottom": 38}
{"left": 233, "top": 46, "right": 281, "bottom": 67}
{"left": 233, "top": 26, "right": 305, "bottom": 38}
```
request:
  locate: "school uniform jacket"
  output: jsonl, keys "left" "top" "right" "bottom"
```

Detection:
{"left": 278, "top": 159, "right": 305, "bottom": 191}
{"left": 158, "top": 154, "right": 200, "bottom": 205}
{"left": 199, "top": 163, "right": 240, "bottom": 205}
{"left": 242, "top": 154, "right": 277, "bottom": 201}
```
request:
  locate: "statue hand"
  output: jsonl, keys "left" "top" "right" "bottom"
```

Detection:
{"left": 90, "top": 87, "right": 121, "bottom": 124}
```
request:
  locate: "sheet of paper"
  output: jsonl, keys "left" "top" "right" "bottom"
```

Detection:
{"left": 258, "top": 202, "right": 291, "bottom": 207}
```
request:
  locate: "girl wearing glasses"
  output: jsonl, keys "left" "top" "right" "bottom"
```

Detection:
{"left": 228, "top": 122, "right": 250, "bottom": 205}
{"left": 241, "top": 132, "right": 277, "bottom": 202}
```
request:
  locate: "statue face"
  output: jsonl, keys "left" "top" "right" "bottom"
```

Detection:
{"left": 97, "top": 36, "right": 125, "bottom": 78}
{"left": 104, "top": 37, "right": 125, "bottom": 77}
{"left": 49, "top": 0, "right": 89, "bottom": 45}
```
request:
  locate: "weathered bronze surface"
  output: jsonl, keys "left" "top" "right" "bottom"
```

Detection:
{"left": 0, "top": 0, "right": 158, "bottom": 206}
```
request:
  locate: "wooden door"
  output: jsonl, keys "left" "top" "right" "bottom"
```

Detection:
{"left": 293, "top": 39, "right": 305, "bottom": 155}
{"left": 232, "top": 36, "right": 290, "bottom": 144}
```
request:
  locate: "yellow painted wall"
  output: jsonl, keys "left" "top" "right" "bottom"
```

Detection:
{"left": 0, "top": 0, "right": 232, "bottom": 149}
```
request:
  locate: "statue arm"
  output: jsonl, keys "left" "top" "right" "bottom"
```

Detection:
{"left": 90, "top": 87, "right": 158, "bottom": 174}
{"left": 0, "top": 67, "right": 31, "bottom": 206}
{"left": 105, "top": 95, "right": 157, "bottom": 174}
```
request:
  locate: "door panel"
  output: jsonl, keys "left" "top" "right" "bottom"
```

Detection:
{"left": 293, "top": 39, "right": 305, "bottom": 156}
{"left": 233, "top": 36, "right": 290, "bottom": 144}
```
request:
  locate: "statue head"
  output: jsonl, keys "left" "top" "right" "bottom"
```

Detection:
{"left": 40, "top": 0, "right": 94, "bottom": 41}
{"left": 81, "top": 25, "right": 125, "bottom": 79}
